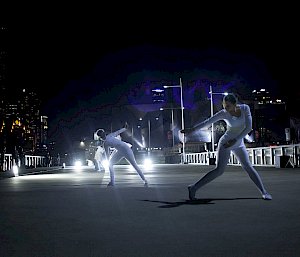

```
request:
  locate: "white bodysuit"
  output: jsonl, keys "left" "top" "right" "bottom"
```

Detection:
{"left": 94, "top": 145, "right": 105, "bottom": 171}
{"left": 103, "top": 128, "right": 146, "bottom": 185}
{"left": 191, "top": 104, "right": 268, "bottom": 195}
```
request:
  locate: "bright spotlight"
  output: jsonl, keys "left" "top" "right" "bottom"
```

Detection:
{"left": 143, "top": 158, "right": 153, "bottom": 169}
{"left": 102, "top": 159, "right": 110, "bottom": 170}
{"left": 13, "top": 165, "right": 19, "bottom": 177}
{"left": 74, "top": 160, "right": 82, "bottom": 170}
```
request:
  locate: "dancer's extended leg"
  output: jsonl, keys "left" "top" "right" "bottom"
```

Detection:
{"left": 123, "top": 149, "right": 147, "bottom": 184}
{"left": 107, "top": 151, "right": 123, "bottom": 186}
{"left": 232, "top": 147, "right": 272, "bottom": 200}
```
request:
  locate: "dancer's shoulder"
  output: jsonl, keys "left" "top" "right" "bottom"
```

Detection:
{"left": 239, "top": 104, "right": 250, "bottom": 110}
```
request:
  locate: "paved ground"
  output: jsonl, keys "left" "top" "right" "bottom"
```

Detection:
{"left": 0, "top": 164, "right": 300, "bottom": 257}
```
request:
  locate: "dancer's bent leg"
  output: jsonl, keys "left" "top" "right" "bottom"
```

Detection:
{"left": 192, "top": 146, "right": 230, "bottom": 194}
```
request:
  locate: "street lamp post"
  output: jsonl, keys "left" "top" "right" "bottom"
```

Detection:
{"left": 209, "top": 85, "right": 228, "bottom": 152}
{"left": 209, "top": 85, "right": 215, "bottom": 152}
{"left": 131, "top": 126, "right": 134, "bottom": 151}
{"left": 148, "top": 119, "right": 151, "bottom": 156}
{"left": 160, "top": 107, "right": 182, "bottom": 147}
{"left": 171, "top": 109, "right": 175, "bottom": 147}
{"left": 164, "top": 78, "right": 185, "bottom": 163}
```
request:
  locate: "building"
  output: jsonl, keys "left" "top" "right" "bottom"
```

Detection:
{"left": 251, "top": 88, "right": 289, "bottom": 146}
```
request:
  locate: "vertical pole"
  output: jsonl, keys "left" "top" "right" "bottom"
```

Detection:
{"left": 131, "top": 126, "right": 134, "bottom": 151}
{"left": 210, "top": 85, "right": 215, "bottom": 152}
{"left": 180, "top": 77, "right": 185, "bottom": 163}
{"left": 171, "top": 109, "right": 175, "bottom": 147}
{"left": 148, "top": 119, "right": 151, "bottom": 156}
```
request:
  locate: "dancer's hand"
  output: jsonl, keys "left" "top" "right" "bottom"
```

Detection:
{"left": 223, "top": 139, "right": 236, "bottom": 148}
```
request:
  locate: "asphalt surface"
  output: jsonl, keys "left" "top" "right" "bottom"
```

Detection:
{"left": 0, "top": 164, "right": 300, "bottom": 257}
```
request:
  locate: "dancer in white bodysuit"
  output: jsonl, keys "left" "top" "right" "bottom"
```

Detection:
{"left": 94, "top": 143, "right": 106, "bottom": 172}
{"left": 96, "top": 123, "right": 148, "bottom": 186}
{"left": 181, "top": 93, "right": 272, "bottom": 201}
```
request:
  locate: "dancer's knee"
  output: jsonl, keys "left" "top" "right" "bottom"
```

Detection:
{"left": 211, "top": 166, "right": 224, "bottom": 177}
{"left": 241, "top": 163, "right": 254, "bottom": 174}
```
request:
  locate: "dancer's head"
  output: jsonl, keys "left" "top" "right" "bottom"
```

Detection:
{"left": 96, "top": 129, "right": 106, "bottom": 141}
{"left": 222, "top": 93, "right": 238, "bottom": 113}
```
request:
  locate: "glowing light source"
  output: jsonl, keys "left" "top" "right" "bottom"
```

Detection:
{"left": 74, "top": 160, "right": 82, "bottom": 170}
{"left": 143, "top": 158, "right": 153, "bottom": 169}
{"left": 13, "top": 165, "right": 19, "bottom": 177}
{"left": 102, "top": 159, "right": 110, "bottom": 170}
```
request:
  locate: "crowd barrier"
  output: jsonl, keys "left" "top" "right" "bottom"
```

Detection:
{"left": 184, "top": 144, "right": 300, "bottom": 168}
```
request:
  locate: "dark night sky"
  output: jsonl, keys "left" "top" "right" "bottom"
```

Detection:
{"left": 15, "top": 22, "right": 298, "bottom": 100}
{"left": 8, "top": 6, "right": 300, "bottom": 151}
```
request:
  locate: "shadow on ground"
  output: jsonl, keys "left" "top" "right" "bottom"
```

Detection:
{"left": 141, "top": 197, "right": 260, "bottom": 208}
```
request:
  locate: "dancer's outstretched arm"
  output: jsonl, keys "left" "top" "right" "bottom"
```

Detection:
{"left": 181, "top": 110, "right": 225, "bottom": 134}
{"left": 107, "top": 122, "right": 128, "bottom": 138}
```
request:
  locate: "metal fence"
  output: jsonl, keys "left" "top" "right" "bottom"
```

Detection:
{"left": 185, "top": 144, "right": 300, "bottom": 168}
{"left": 2, "top": 144, "right": 299, "bottom": 171}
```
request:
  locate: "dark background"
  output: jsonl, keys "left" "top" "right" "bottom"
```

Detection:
{"left": 6, "top": 5, "right": 300, "bottom": 149}
{"left": 11, "top": 10, "right": 299, "bottom": 103}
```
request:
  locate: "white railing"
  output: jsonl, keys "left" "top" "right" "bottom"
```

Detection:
{"left": 185, "top": 144, "right": 300, "bottom": 167}
{"left": 2, "top": 144, "right": 299, "bottom": 171}
{"left": 1, "top": 154, "right": 46, "bottom": 171}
